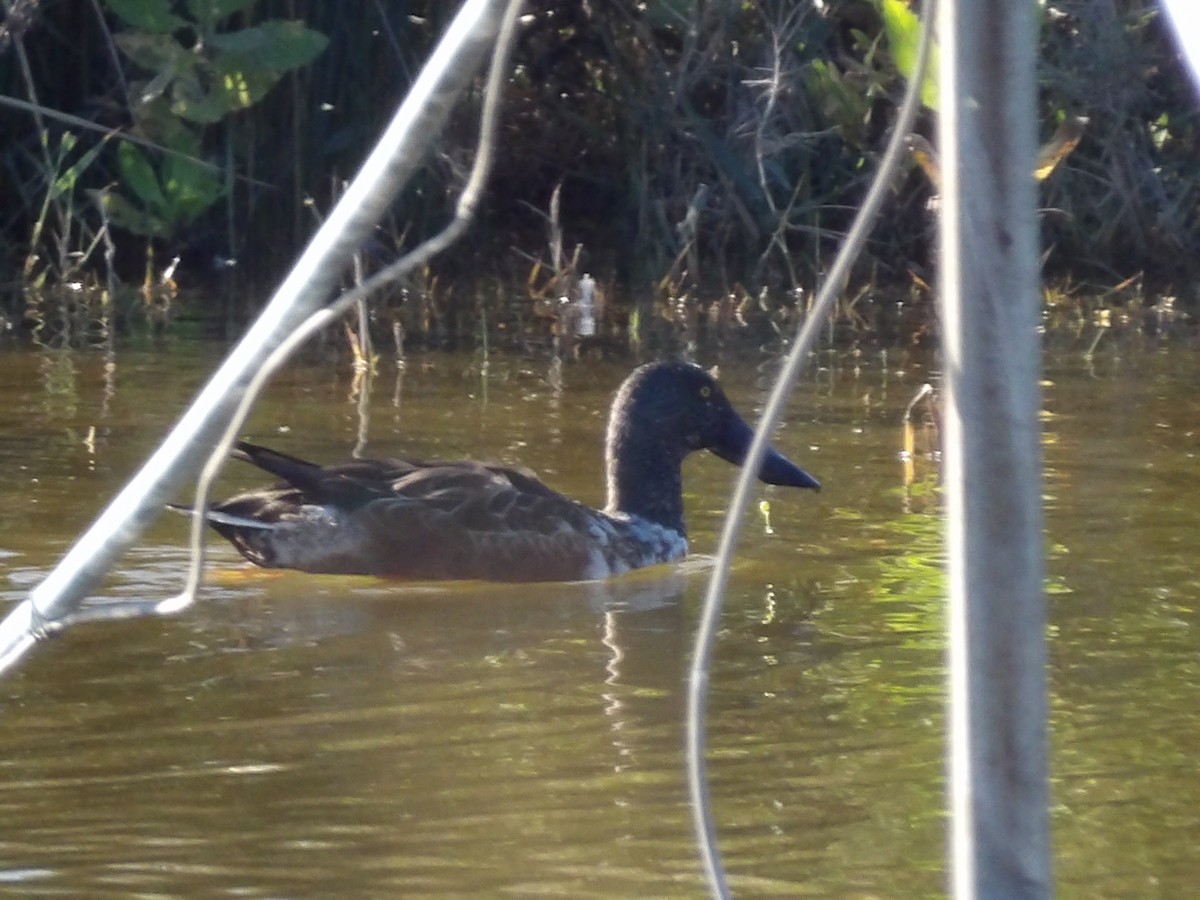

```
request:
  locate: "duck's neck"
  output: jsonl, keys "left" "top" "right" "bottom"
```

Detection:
{"left": 604, "top": 425, "right": 688, "bottom": 535}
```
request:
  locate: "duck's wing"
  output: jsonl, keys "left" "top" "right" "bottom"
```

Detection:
{"left": 232, "top": 441, "right": 423, "bottom": 509}
{"left": 351, "top": 461, "right": 618, "bottom": 582}
{"left": 218, "top": 443, "right": 651, "bottom": 581}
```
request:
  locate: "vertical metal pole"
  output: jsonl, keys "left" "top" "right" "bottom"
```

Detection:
{"left": 939, "top": 0, "right": 1052, "bottom": 896}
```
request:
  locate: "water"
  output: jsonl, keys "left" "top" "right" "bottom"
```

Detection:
{"left": 0, "top": 328, "right": 1196, "bottom": 895}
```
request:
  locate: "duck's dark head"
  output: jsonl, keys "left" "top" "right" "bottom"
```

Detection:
{"left": 605, "top": 361, "right": 819, "bottom": 530}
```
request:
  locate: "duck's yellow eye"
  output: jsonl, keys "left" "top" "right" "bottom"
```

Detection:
{"left": 699, "top": 386, "right": 712, "bottom": 399}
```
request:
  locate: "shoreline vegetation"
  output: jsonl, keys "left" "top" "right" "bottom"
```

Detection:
{"left": 2, "top": 1, "right": 1196, "bottom": 348}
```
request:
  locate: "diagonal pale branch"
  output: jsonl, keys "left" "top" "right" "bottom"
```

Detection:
{"left": 0, "top": 0, "right": 519, "bottom": 676}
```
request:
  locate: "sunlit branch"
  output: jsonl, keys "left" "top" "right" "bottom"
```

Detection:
{"left": 0, "top": 0, "right": 519, "bottom": 676}
{"left": 684, "top": 0, "right": 938, "bottom": 894}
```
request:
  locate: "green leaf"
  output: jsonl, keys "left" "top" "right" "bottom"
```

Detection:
{"left": 212, "top": 58, "right": 275, "bottom": 110}
{"left": 162, "top": 154, "right": 225, "bottom": 221}
{"left": 806, "top": 59, "right": 871, "bottom": 137}
{"left": 52, "top": 134, "right": 111, "bottom": 197}
{"left": 117, "top": 142, "right": 168, "bottom": 212}
{"left": 100, "top": 191, "right": 171, "bottom": 238}
{"left": 879, "top": 0, "right": 939, "bottom": 111}
{"left": 131, "top": 95, "right": 200, "bottom": 150}
{"left": 165, "top": 21, "right": 326, "bottom": 121}
{"left": 168, "top": 65, "right": 258, "bottom": 122}
{"left": 169, "top": 67, "right": 232, "bottom": 123}
{"left": 107, "top": 0, "right": 189, "bottom": 33}
{"left": 208, "top": 20, "right": 328, "bottom": 74}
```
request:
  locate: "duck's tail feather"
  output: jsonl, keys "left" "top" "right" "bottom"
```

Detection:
{"left": 232, "top": 441, "right": 324, "bottom": 492}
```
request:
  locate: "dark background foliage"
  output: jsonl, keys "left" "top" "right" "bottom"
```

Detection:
{"left": 1, "top": 0, "right": 1196, "bottom": 335}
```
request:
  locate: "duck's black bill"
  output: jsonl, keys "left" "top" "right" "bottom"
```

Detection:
{"left": 711, "top": 414, "right": 821, "bottom": 491}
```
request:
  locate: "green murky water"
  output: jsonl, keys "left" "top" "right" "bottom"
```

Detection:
{"left": 0, "top": 328, "right": 1196, "bottom": 895}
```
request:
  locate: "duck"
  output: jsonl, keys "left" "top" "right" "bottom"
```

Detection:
{"left": 196, "top": 361, "right": 820, "bottom": 582}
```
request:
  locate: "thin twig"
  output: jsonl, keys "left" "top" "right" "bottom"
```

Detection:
{"left": 684, "top": 0, "right": 938, "bottom": 894}
{"left": 0, "top": 0, "right": 514, "bottom": 675}
{"left": 0, "top": 94, "right": 272, "bottom": 185}
{"left": 163, "top": 0, "right": 525, "bottom": 615}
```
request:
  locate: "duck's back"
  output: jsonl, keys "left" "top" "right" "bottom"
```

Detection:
{"left": 209, "top": 450, "right": 686, "bottom": 582}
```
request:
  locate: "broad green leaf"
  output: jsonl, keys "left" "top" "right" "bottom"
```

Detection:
{"left": 879, "top": 0, "right": 939, "bottom": 110}
{"left": 209, "top": 21, "right": 328, "bottom": 73}
{"left": 168, "top": 22, "right": 327, "bottom": 121}
{"left": 169, "top": 93, "right": 229, "bottom": 124}
{"left": 162, "top": 155, "right": 224, "bottom": 221}
{"left": 222, "top": 68, "right": 256, "bottom": 109}
{"left": 100, "top": 191, "right": 171, "bottom": 237}
{"left": 107, "top": 0, "right": 189, "bottom": 33}
{"left": 117, "top": 142, "right": 168, "bottom": 212}
{"left": 213, "top": 59, "right": 276, "bottom": 110}
{"left": 169, "top": 65, "right": 242, "bottom": 122}
{"left": 133, "top": 96, "right": 200, "bottom": 150}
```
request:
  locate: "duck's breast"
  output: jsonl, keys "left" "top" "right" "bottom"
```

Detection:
{"left": 580, "top": 512, "right": 688, "bottom": 579}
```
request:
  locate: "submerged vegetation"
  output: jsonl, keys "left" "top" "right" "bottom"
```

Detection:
{"left": 0, "top": 0, "right": 1196, "bottom": 348}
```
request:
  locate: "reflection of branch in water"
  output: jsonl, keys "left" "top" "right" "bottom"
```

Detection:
{"left": 594, "top": 574, "right": 689, "bottom": 774}
{"left": 392, "top": 364, "right": 405, "bottom": 417}
{"left": 901, "top": 382, "right": 940, "bottom": 509}
{"left": 100, "top": 339, "right": 117, "bottom": 421}
{"left": 351, "top": 363, "right": 373, "bottom": 459}
{"left": 1083, "top": 308, "right": 1112, "bottom": 362}
{"left": 546, "top": 357, "right": 564, "bottom": 453}
{"left": 601, "top": 611, "right": 626, "bottom": 765}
